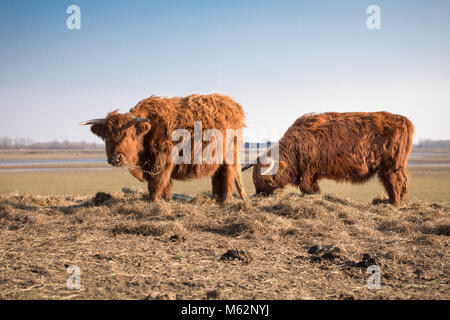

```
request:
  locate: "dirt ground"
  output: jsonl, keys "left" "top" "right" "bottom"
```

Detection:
{"left": 0, "top": 190, "right": 448, "bottom": 300}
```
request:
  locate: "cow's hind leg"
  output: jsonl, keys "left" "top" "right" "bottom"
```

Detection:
{"left": 234, "top": 163, "right": 248, "bottom": 202}
{"left": 378, "top": 167, "right": 408, "bottom": 205}
{"left": 212, "top": 166, "right": 225, "bottom": 199}
{"left": 399, "top": 167, "right": 409, "bottom": 201}
{"left": 211, "top": 164, "right": 235, "bottom": 202}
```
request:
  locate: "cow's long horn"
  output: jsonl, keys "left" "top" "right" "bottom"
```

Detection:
{"left": 260, "top": 157, "right": 275, "bottom": 175}
{"left": 241, "top": 163, "right": 254, "bottom": 172}
{"left": 131, "top": 117, "right": 151, "bottom": 123}
{"left": 79, "top": 119, "right": 106, "bottom": 126}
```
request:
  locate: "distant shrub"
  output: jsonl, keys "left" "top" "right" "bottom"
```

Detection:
{"left": 0, "top": 137, "right": 103, "bottom": 150}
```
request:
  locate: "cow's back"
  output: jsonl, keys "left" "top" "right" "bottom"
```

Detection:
{"left": 281, "top": 111, "right": 413, "bottom": 178}
{"left": 131, "top": 94, "right": 245, "bottom": 131}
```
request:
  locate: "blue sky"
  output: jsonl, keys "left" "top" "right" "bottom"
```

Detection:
{"left": 0, "top": 0, "right": 449, "bottom": 142}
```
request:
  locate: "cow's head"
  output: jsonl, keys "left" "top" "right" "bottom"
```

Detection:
{"left": 242, "top": 154, "right": 287, "bottom": 195}
{"left": 80, "top": 111, "right": 152, "bottom": 168}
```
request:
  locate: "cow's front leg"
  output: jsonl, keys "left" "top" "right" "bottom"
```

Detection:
{"left": 161, "top": 181, "right": 172, "bottom": 201}
{"left": 147, "top": 167, "right": 173, "bottom": 202}
{"left": 299, "top": 171, "right": 320, "bottom": 195}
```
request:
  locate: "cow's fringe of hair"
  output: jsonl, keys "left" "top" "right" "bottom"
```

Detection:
{"left": 121, "top": 160, "right": 161, "bottom": 176}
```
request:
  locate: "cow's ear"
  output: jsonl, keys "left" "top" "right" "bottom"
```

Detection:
{"left": 135, "top": 122, "right": 151, "bottom": 137}
{"left": 91, "top": 124, "right": 106, "bottom": 139}
{"left": 279, "top": 161, "right": 287, "bottom": 173}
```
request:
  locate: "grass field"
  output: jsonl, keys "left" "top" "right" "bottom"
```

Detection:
{"left": 1, "top": 148, "right": 450, "bottom": 202}
{"left": 0, "top": 150, "right": 449, "bottom": 300}
{"left": 1, "top": 166, "right": 450, "bottom": 203}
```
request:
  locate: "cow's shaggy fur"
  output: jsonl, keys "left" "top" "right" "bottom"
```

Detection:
{"left": 89, "top": 94, "right": 247, "bottom": 202}
{"left": 250, "top": 112, "right": 414, "bottom": 205}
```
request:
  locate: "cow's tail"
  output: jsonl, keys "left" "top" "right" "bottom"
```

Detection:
{"left": 396, "top": 116, "right": 414, "bottom": 170}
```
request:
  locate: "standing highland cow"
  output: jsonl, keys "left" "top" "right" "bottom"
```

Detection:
{"left": 243, "top": 112, "right": 414, "bottom": 205}
{"left": 81, "top": 94, "right": 247, "bottom": 202}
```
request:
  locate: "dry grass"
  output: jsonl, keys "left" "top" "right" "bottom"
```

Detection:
{"left": 0, "top": 190, "right": 448, "bottom": 300}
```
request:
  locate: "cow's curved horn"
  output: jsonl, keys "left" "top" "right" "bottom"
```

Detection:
{"left": 130, "top": 117, "right": 151, "bottom": 124}
{"left": 79, "top": 119, "right": 106, "bottom": 126}
{"left": 260, "top": 157, "right": 275, "bottom": 175}
{"left": 241, "top": 163, "right": 254, "bottom": 172}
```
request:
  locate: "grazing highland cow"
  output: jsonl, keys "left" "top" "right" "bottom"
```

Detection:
{"left": 243, "top": 112, "right": 414, "bottom": 205}
{"left": 81, "top": 94, "right": 247, "bottom": 202}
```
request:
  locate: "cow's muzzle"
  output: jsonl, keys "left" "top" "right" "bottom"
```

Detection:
{"left": 109, "top": 152, "right": 123, "bottom": 166}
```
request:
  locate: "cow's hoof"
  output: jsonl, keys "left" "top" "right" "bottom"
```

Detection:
{"left": 372, "top": 198, "right": 390, "bottom": 205}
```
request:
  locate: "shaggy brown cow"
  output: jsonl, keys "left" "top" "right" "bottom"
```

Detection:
{"left": 81, "top": 94, "right": 247, "bottom": 202}
{"left": 243, "top": 112, "right": 414, "bottom": 205}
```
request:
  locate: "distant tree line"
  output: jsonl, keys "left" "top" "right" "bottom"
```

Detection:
{"left": 414, "top": 139, "right": 450, "bottom": 149}
{"left": 1, "top": 136, "right": 448, "bottom": 150}
{"left": 0, "top": 137, "right": 103, "bottom": 150}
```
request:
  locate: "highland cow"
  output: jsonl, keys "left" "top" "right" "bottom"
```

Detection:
{"left": 243, "top": 112, "right": 414, "bottom": 205}
{"left": 81, "top": 94, "right": 247, "bottom": 202}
